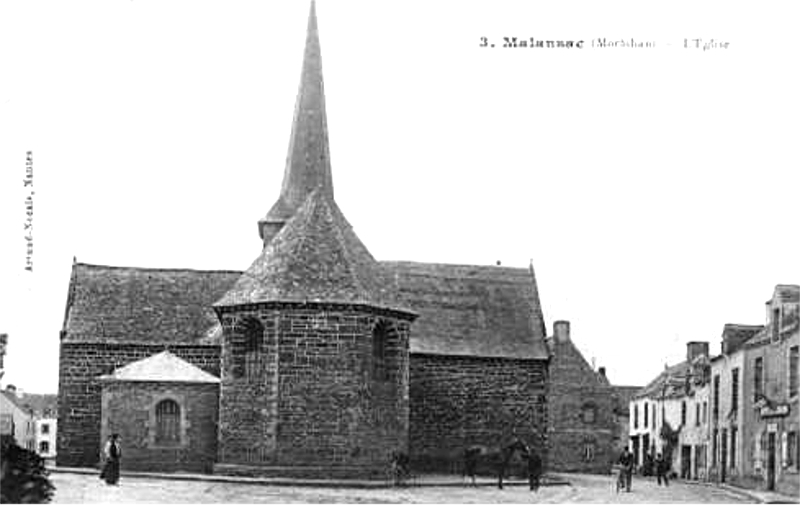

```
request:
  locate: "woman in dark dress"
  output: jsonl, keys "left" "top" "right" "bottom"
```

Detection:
{"left": 100, "top": 434, "right": 121, "bottom": 485}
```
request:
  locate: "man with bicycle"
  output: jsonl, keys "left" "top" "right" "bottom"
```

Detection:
{"left": 617, "top": 446, "right": 634, "bottom": 492}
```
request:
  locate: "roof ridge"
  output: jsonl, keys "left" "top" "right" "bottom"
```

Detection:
{"left": 382, "top": 260, "right": 532, "bottom": 271}
{"left": 99, "top": 350, "right": 219, "bottom": 383}
{"left": 75, "top": 262, "right": 242, "bottom": 275}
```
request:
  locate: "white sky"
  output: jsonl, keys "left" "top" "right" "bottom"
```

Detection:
{"left": 0, "top": 0, "right": 797, "bottom": 394}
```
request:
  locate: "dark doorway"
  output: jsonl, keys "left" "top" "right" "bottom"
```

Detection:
{"left": 681, "top": 445, "right": 692, "bottom": 479}
{"left": 720, "top": 429, "right": 727, "bottom": 483}
{"left": 767, "top": 433, "right": 776, "bottom": 491}
{"left": 632, "top": 436, "right": 640, "bottom": 468}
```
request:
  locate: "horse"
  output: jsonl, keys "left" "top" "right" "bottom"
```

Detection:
{"left": 389, "top": 450, "right": 411, "bottom": 487}
{"left": 462, "top": 446, "right": 481, "bottom": 486}
{"left": 497, "top": 437, "right": 530, "bottom": 489}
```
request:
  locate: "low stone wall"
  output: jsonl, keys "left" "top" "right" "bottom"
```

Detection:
{"left": 409, "top": 353, "right": 548, "bottom": 474}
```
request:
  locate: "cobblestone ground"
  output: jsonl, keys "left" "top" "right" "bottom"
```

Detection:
{"left": 50, "top": 472, "right": 755, "bottom": 504}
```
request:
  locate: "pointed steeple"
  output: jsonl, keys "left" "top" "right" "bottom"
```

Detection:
{"left": 259, "top": 1, "right": 333, "bottom": 246}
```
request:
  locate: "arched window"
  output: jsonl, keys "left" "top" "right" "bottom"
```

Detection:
{"left": 244, "top": 318, "right": 261, "bottom": 354}
{"left": 232, "top": 317, "right": 263, "bottom": 379}
{"left": 373, "top": 319, "right": 390, "bottom": 381}
{"left": 155, "top": 399, "right": 180, "bottom": 445}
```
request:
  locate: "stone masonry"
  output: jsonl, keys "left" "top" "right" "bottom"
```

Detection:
{"left": 409, "top": 354, "right": 548, "bottom": 474}
{"left": 100, "top": 381, "right": 219, "bottom": 473}
{"left": 547, "top": 321, "right": 616, "bottom": 473}
{"left": 215, "top": 305, "right": 411, "bottom": 478}
{"left": 57, "top": 343, "right": 219, "bottom": 468}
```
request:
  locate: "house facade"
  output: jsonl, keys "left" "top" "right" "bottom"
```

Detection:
{"left": 708, "top": 325, "right": 756, "bottom": 485}
{"left": 35, "top": 418, "right": 57, "bottom": 462}
{"left": 547, "top": 321, "right": 618, "bottom": 473}
{"left": 0, "top": 386, "right": 35, "bottom": 451}
{"left": 739, "top": 285, "right": 799, "bottom": 495}
{"left": 629, "top": 284, "right": 799, "bottom": 495}
{"left": 629, "top": 342, "right": 711, "bottom": 478}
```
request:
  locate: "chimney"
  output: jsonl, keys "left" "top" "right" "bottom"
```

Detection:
{"left": 6, "top": 384, "right": 15, "bottom": 393}
{"left": 554, "top": 320, "right": 570, "bottom": 343}
{"left": 686, "top": 341, "right": 709, "bottom": 363}
{"left": 598, "top": 367, "right": 606, "bottom": 378}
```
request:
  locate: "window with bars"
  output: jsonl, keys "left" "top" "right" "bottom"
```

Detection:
{"left": 232, "top": 317, "right": 263, "bottom": 379}
{"left": 155, "top": 399, "right": 180, "bottom": 445}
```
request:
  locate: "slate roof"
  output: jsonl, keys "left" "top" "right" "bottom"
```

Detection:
{"left": 385, "top": 261, "right": 549, "bottom": 359}
{"left": 16, "top": 393, "right": 57, "bottom": 417}
{"left": 62, "top": 263, "right": 241, "bottom": 344}
{"left": 635, "top": 361, "right": 692, "bottom": 400}
{"left": 611, "top": 385, "right": 641, "bottom": 415}
{"left": 98, "top": 351, "right": 219, "bottom": 383}
{"left": 720, "top": 323, "right": 763, "bottom": 355}
{"left": 217, "top": 191, "right": 411, "bottom": 314}
{"left": 62, "top": 260, "right": 548, "bottom": 360}
{"left": 774, "top": 284, "right": 799, "bottom": 303}
{"left": 260, "top": 1, "right": 333, "bottom": 227}
{"left": 1, "top": 390, "right": 32, "bottom": 414}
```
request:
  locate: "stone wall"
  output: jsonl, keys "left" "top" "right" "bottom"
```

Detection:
{"left": 101, "top": 382, "right": 219, "bottom": 473}
{"left": 548, "top": 339, "right": 615, "bottom": 473}
{"left": 216, "top": 305, "right": 411, "bottom": 477}
{"left": 57, "top": 343, "right": 219, "bottom": 468}
{"left": 408, "top": 354, "right": 548, "bottom": 474}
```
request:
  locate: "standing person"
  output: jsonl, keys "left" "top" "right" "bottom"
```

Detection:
{"left": 618, "top": 446, "right": 634, "bottom": 492}
{"left": 463, "top": 446, "right": 480, "bottom": 487}
{"left": 100, "top": 434, "right": 122, "bottom": 485}
{"left": 526, "top": 447, "right": 542, "bottom": 492}
{"left": 655, "top": 453, "right": 669, "bottom": 486}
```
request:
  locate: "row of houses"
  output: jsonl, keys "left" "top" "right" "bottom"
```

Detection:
{"left": 0, "top": 382, "right": 58, "bottom": 463}
{"left": 629, "top": 284, "right": 799, "bottom": 495}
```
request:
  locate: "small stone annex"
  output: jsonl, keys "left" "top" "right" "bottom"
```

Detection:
{"left": 56, "top": 3, "right": 551, "bottom": 478}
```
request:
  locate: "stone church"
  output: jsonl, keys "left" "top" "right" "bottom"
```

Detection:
{"left": 56, "top": 3, "right": 551, "bottom": 478}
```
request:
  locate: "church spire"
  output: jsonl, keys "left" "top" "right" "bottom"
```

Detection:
{"left": 259, "top": 1, "right": 334, "bottom": 245}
